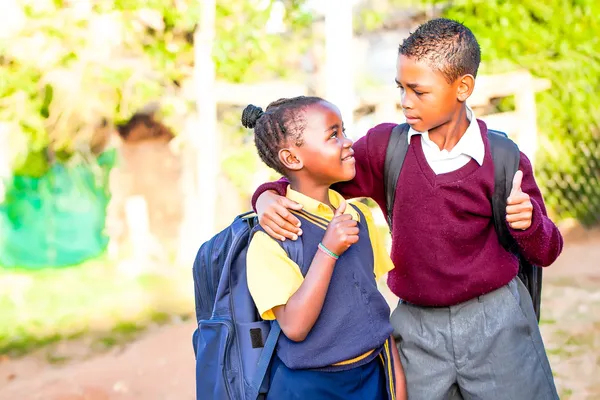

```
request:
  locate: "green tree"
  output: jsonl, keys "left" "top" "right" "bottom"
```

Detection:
{"left": 0, "top": 0, "right": 312, "bottom": 177}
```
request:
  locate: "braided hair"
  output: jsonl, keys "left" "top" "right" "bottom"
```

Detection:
{"left": 241, "top": 96, "right": 324, "bottom": 175}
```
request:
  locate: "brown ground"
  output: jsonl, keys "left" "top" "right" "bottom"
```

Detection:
{"left": 1, "top": 226, "right": 598, "bottom": 400}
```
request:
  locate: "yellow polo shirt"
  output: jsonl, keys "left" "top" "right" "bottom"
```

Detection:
{"left": 246, "top": 187, "right": 394, "bottom": 321}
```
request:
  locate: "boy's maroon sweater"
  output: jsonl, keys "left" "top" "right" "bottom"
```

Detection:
{"left": 251, "top": 120, "right": 563, "bottom": 306}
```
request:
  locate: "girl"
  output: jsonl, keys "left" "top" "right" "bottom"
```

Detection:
{"left": 243, "top": 96, "right": 406, "bottom": 400}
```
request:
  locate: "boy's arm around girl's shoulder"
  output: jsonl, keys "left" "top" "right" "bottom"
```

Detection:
{"left": 509, "top": 151, "right": 564, "bottom": 266}
{"left": 250, "top": 123, "right": 397, "bottom": 210}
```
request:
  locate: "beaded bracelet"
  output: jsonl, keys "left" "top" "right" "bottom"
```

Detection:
{"left": 318, "top": 242, "right": 339, "bottom": 260}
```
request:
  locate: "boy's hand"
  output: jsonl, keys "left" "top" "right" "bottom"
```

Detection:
{"left": 321, "top": 199, "right": 359, "bottom": 256}
{"left": 506, "top": 170, "right": 533, "bottom": 230}
{"left": 256, "top": 191, "right": 303, "bottom": 241}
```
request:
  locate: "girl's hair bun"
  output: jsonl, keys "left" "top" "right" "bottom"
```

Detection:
{"left": 241, "top": 104, "right": 264, "bottom": 129}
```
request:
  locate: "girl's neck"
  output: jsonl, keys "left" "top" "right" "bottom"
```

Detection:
{"left": 288, "top": 178, "right": 333, "bottom": 210}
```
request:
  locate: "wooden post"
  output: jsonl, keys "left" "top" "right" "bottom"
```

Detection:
{"left": 180, "top": 0, "right": 217, "bottom": 262}
{"left": 514, "top": 73, "right": 538, "bottom": 167}
{"left": 195, "top": 0, "right": 217, "bottom": 241}
{"left": 324, "top": 1, "right": 355, "bottom": 135}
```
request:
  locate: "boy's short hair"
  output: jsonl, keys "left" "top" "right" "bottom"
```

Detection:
{"left": 399, "top": 18, "right": 481, "bottom": 83}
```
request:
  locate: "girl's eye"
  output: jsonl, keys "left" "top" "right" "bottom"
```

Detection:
{"left": 330, "top": 131, "right": 338, "bottom": 139}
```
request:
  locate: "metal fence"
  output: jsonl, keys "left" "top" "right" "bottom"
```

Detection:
{"left": 537, "top": 138, "right": 600, "bottom": 227}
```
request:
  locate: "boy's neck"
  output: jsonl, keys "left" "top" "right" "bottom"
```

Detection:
{"left": 288, "top": 178, "right": 334, "bottom": 210}
{"left": 427, "top": 104, "right": 470, "bottom": 152}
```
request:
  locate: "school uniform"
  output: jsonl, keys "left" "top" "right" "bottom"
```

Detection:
{"left": 247, "top": 188, "right": 397, "bottom": 399}
{"left": 253, "top": 106, "right": 563, "bottom": 399}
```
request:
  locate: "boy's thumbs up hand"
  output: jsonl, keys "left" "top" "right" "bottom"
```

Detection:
{"left": 322, "top": 198, "right": 359, "bottom": 258}
{"left": 510, "top": 170, "right": 523, "bottom": 196}
{"left": 506, "top": 170, "right": 533, "bottom": 230}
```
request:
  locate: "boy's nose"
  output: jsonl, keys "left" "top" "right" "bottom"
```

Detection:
{"left": 401, "top": 92, "right": 413, "bottom": 110}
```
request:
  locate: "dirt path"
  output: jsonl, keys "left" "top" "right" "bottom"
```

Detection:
{"left": 0, "top": 321, "right": 196, "bottom": 400}
{"left": 1, "top": 228, "right": 598, "bottom": 400}
{"left": 537, "top": 228, "right": 600, "bottom": 399}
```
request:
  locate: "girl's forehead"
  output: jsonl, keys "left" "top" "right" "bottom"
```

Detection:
{"left": 307, "top": 101, "right": 341, "bottom": 118}
{"left": 307, "top": 102, "right": 342, "bottom": 120}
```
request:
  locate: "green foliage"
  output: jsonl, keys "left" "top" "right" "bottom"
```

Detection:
{"left": 1, "top": 0, "right": 312, "bottom": 178}
{"left": 420, "top": 0, "right": 600, "bottom": 224}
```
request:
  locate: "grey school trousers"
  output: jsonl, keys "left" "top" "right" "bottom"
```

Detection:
{"left": 391, "top": 277, "right": 559, "bottom": 400}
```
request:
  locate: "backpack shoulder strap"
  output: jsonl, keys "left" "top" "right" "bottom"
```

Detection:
{"left": 383, "top": 123, "right": 411, "bottom": 230}
{"left": 487, "top": 129, "right": 521, "bottom": 253}
{"left": 487, "top": 129, "right": 543, "bottom": 322}
{"left": 247, "top": 233, "right": 304, "bottom": 400}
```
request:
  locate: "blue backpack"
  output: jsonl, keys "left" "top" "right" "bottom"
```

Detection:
{"left": 192, "top": 211, "right": 305, "bottom": 400}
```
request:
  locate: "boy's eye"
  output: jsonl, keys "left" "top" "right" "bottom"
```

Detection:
{"left": 414, "top": 90, "right": 423, "bottom": 96}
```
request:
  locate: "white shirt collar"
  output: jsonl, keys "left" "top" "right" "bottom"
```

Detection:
{"left": 406, "top": 106, "right": 485, "bottom": 166}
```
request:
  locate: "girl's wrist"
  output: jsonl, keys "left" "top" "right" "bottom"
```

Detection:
{"left": 318, "top": 242, "right": 339, "bottom": 260}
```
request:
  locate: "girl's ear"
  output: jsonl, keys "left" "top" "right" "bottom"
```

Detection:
{"left": 457, "top": 74, "right": 475, "bottom": 102}
{"left": 279, "top": 148, "right": 303, "bottom": 171}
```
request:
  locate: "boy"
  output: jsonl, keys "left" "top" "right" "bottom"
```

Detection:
{"left": 251, "top": 19, "right": 562, "bottom": 399}
{"left": 242, "top": 97, "right": 407, "bottom": 399}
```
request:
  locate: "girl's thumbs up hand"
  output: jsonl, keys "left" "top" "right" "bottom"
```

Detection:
{"left": 322, "top": 199, "right": 359, "bottom": 257}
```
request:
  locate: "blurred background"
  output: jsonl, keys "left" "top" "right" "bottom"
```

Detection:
{"left": 0, "top": 0, "right": 598, "bottom": 399}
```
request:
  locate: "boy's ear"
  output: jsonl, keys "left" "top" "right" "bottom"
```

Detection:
{"left": 456, "top": 74, "right": 475, "bottom": 102}
{"left": 279, "top": 148, "right": 303, "bottom": 171}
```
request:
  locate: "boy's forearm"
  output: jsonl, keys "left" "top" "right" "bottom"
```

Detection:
{"left": 510, "top": 198, "right": 563, "bottom": 266}
{"left": 510, "top": 153, "right": 563, "bottom": 266}
{"left": 390, "top": 335, "right": 407, "bottom": 400}
{"left": 274, "top": 251, "right": 336, "bottom": 341}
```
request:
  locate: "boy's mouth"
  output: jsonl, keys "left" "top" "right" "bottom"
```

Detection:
{"left": 404, "top": 114, "right": 420, "bottom": 124}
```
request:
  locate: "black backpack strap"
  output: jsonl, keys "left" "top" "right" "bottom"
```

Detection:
{"left": 487, "top": 129, "right": 520, "bottom": 254}
{"left": 383, "top": 124, "right": 410, "bottom": 230}
{"left": 488, "top": 129, "right": 543, "bottom": 322}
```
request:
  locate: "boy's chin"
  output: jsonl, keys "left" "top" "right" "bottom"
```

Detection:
{"left": 407, "top": 120, "right": 428, "bottom": 133}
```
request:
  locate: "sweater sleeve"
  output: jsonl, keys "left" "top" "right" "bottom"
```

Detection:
{"left": 251, "top": 177, "right": 290, "bottom": 211}
{"left": 251, "top": 123, "right": 396, "bottom": 211}
{"left": 509, "top": 152, "right": 564, "bottom": 266}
